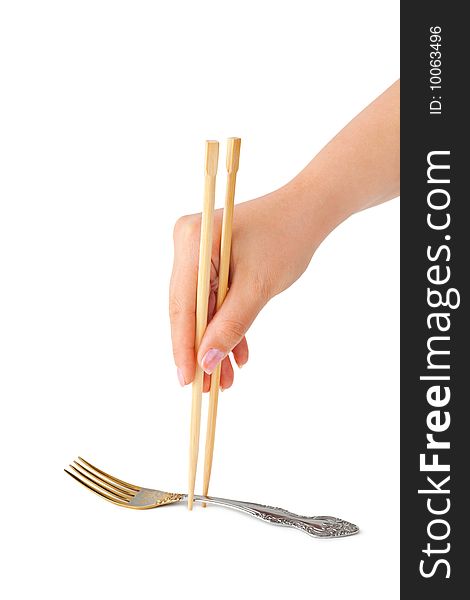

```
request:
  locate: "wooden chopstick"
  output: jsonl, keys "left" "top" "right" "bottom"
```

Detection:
{"left": 202, "top": 137, "right": 241, "bottom": 501}
{"left": 188, "top": 140, "right": 219, "bottom": 510}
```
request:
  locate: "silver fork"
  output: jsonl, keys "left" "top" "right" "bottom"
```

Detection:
{"left": 65, "top": 457, "right": 359, "bottom": 539}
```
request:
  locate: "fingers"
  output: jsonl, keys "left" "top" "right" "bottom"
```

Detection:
{"left": 171, "top": 212, "right": 261, "bottom": 391}
{"left": 169, "top": 216, "right": 200, "bottom": 386}
{"left": 208, "top": 289, "right": 216, "bottom": 322}
{"left": 220, "top": 356, "right": 234, "bottom": 390}
{"left": 232, "top": 336, "right": 249, "bottom": 368}
{"left": 203, "top": 371, "right": 211, "bottom": 393}
{"left": 202, "top": 356, "right": 234, "bottom": 392}
{"left": 198, "top": 276, "right": 267, "bottom": 375}
{"left": 202, "top": 341, "right": 247, "bottom": 392}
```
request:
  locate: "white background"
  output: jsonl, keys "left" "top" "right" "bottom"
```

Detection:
{"left": 0, "top": 1, "right": 399, "bottom": 598}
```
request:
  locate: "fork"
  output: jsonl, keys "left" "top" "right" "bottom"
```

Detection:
{"left": 65, "top": 457, "right": 359, "bottom": 539}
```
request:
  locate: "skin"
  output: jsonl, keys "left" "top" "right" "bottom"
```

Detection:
{"left": 170, "top": 80, "right": 400, "bottom": 390}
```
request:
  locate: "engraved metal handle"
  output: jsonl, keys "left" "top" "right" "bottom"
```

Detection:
{"left": 188, "top": 495, "right": 359, "bottom": 538}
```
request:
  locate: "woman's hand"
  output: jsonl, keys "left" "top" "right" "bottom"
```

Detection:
{"left": 169, "top": 187, "right": 330, "bottom": 390}
{"left": 169, "top": 81, "right": 400, "bottom": 391}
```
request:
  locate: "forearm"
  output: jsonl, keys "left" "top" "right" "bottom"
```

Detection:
{"left": 275, "top": 80, "right": 400, "bottom": 248}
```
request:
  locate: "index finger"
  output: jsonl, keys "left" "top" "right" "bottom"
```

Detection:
{"left": 169, "top": 216, "right": 199, "bottom": 386}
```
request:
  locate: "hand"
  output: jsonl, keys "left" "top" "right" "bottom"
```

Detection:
{"left": 169, "top": 187, "right": 326, "bottom": 390}
{"left": 169, "top": 81, "right": 400, "bottom": 391}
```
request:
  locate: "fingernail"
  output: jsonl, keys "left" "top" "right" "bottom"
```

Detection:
{"left": 177, "top": 367, "right": 186, "bottom": 387}
{"left": 200, "top": 348, "right": 225, "bottom": 375}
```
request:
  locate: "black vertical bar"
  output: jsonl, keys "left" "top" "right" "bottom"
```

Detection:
{"left": 401, "top": 2, "right": 467, "bottom": 597}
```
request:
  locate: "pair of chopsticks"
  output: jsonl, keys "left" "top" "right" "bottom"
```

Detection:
{"left": 187, "top": 137, "right": 241, "bottom": 510}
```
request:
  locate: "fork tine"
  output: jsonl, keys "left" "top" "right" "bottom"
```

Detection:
{"left": 67, "top": 465, "right": 129, "bottom": 503}
{"left": 76, "top": 457, "right": 140, "bottom": 492}
{"left": 71, "top": 462, "right": 135, "bottom": 500}
{"left": 64, "top": 468, "right": 128, "bottom": 507}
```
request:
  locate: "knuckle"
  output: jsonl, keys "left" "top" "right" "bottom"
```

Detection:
{"left": 219, "top": 318, "right": 247, "bottom": 345}
{"left": 173, "top": 213, "right": 201, "bottom": 242}
{"left": 172, "top": 343, "right": 193, "bottom": 363}
{"left": 169, "top": 295, "right": 190, "bottom": 320}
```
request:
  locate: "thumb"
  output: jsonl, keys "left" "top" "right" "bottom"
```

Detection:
{"left": 197, "top": 279, "right": 266, "bottom": 374}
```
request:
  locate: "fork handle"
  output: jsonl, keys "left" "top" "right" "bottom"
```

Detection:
{"left": 189, "top": 495, "right": 358, "bottom": 538}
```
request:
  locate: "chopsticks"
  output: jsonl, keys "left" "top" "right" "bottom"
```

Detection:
{"left": 188, "top": 140, "right": 219, "bottom": 511}
{"left": 187, "top": 138, "right": 241, "bottom": 510}
{"left": 203, "top": 138, "right": 240, "bottom": 501}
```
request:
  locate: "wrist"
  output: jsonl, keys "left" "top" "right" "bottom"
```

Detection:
{"left": 271, "top": 173, "right": 352, "bottom": 256}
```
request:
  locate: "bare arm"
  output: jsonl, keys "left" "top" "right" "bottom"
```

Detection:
{"left": 170, "top": 81, "right": 400, "bottom": 389}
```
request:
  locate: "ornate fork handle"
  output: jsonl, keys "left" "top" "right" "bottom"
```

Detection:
{"left": 190, "top": 495, "right": 359, "bottom": 538}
